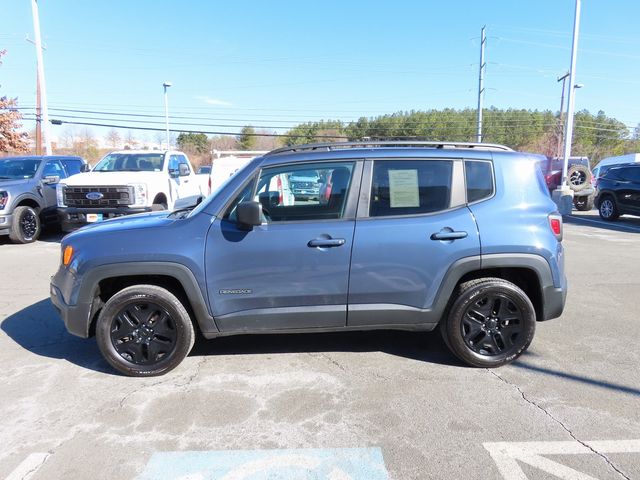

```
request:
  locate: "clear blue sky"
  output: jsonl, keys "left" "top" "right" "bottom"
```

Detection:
{"left": 2, "top": 0, "right": 640, "bottom": 141}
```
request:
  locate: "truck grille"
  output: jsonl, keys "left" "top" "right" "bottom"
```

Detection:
{"left": 64, "top": 186, "right": 133, "bottom": 208}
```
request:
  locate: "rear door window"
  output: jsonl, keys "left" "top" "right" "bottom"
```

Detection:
{"left": 369, "top": 160, "right": 452, "bottom": 217}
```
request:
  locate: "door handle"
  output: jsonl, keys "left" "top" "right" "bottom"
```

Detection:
{"left": 430, "top": 230, "right": 468, "bottom": 241}
{"left": 308, "top": 238, "right": 346, "bottom": 248}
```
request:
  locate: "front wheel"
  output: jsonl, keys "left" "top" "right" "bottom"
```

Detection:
{"left": 441, "top": 278, "right": 536, "bottom": 368}
{"left": 9, "top": 206, "right": 41, "bottom": 244}
{"left": 96, "top": 285, "right": 195, "bottom": 376}
{"left": 598, "top": 197, "right": 619, "bottom": 221}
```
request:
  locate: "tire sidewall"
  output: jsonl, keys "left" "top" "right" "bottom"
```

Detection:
{"left": 599, "top": 197, "right": 617, "bottom": 220}
{"left": 445, "top": 281, "right": 536, "bottom": 367}
{"left": 96, "top": 287, "right": 193, "bottom": 376}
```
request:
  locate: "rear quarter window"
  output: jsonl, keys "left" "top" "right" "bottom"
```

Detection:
{"left": 464, "top": 160, "right": 494, "bottom": 203}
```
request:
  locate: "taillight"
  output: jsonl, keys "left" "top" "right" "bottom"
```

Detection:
{"left": 549, "top": 214, "right": 563, "bottom": 241}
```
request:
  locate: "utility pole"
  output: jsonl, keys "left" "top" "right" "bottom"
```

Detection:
{"left": 476, "top": 26, "right": 486, "bottom": 143}
{"left": 30, "top": 0, "right": 51, "bottom": 155}
{"left": 562, "top": 0, "right": 582, "bottom": 187}
{"left": 26, "top": 37, "right": 44, "bottom": 155}
{"left": 556, "top": 71, "right": 570, "bottom": 159}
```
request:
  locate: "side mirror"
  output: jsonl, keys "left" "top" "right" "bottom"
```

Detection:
{"left": 168, "top": 168, "right": 179, "bottom": 178}
{"left": 236, "top": 201, "right": 262, "bottom": 229}
{"left": 43, "top": 175, "right": 60, "bottom": 185}
{"left": 179, "top": 163, "right": 190, "bottom": 176}
{"left": 81, "top": 164, "right": 90, "bottom": 173}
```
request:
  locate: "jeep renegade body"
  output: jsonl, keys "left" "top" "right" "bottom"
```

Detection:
{"left": 50, "top": 142, "right": 567, "bottom": 376}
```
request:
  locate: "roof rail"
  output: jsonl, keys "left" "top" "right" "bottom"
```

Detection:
{"left": 265, "top": 141, "right": 513, "bottom": 156}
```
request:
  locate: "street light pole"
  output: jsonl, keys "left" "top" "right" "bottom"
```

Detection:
{"left": 561, "top": 0, "right": 582, "bottom": 187}
{"left": 556, "top": 72, "right": 570, "bottom": 159}
{"left": 30, "top": 0, "right": 51, "bottom": 155}
{"left": 163, "top": 81, "right": 172, "bottom": 149}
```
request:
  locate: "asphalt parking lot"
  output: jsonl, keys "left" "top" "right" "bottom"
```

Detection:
{"left": 1, "top": 212, "right": 639, "bottom": 480}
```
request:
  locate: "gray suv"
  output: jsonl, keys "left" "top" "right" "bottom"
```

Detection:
{"left": 0, "top": 156, "right": 87, "bottom": 243}
{"left": 50, "top": 142, "right": 567, "bottom": 376}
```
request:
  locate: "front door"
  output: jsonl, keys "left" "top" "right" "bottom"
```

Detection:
{"left": 348, "top": 158, "right": 482, "bottom": 326}
{"left": 205, "top": 160, "right": 361, "bottom": 332}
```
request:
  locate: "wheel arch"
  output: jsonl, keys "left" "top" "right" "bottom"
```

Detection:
{"left": 152, "top": 192, "right": 168, "bottom": 206}
{"left": 14, "top": 196, "right": 42, "bottom": 212}
{"left": 81, "top": 262, "right": 217, "bottom": 338}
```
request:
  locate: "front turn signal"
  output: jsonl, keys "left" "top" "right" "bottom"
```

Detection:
{"left": 63, "top": 245, "right": 74, "bottom": 266}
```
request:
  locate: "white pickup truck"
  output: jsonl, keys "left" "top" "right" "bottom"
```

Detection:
{"left": 57, "top": 150, "right": 206, "bottom": 231}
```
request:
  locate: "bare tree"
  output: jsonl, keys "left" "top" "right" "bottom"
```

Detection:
{"left": 124, "top": 130, "right": 138, "bottom": 149}
{"left": 105, "top": 128, "right": 121, "bottom": 148}
{"left": 60, "top": 126, "right": 78, "bottom": 149}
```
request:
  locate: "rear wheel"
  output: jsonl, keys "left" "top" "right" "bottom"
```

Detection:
{"left": 598, "top": 196, "right": 619, "bottom": 221}
{"left": 9, "top": 206, "right": 41, "bottom": 244}
{"left": 441, "top": 278, "right": 536, "bottom": 368}
{"left": 96, "top": 285, "right": 195, "bottom": 376}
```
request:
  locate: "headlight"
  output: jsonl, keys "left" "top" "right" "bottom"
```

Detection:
{"left": 56, "top": 184, "right": 66, "bottom": 207}
{"left": 128, "top": 183, "right": 148, "bottom": 206}
{"left": 0, "top": 191, "right": 8, "bottom": 210}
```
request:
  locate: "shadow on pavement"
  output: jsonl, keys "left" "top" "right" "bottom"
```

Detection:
{"left": 2, "top": 299, "right": 463, "bottom": 374}
{"left": 513, "top": 361, "right": 640, "bottom": 397}
{"left": 1, "top": 298, "right": 113, "bottom": 374}
{"left": 565, "top": 213, "right": 640, "bottom": 234}
{"left": 190, "top": 328, "right": 463, "bottom": 367}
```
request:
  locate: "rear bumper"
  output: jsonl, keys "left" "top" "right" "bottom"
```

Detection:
{"left": 58, "top": 206, "right": 152, "bottom": 231}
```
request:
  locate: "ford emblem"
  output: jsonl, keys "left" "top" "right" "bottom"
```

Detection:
{"left": 86, "top": 192, "right": 104, "bottom": 200}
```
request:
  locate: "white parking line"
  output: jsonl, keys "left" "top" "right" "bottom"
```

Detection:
{"left": 484, "top": 439, "right": 640, "bottom": 480}
{"left": 5, "top": 453, "right": 50, "bottom": 480}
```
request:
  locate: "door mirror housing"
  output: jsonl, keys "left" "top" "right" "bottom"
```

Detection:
{"left": 81, "top": 164, "right": 91, "bottom": 173}
{"left": 42, "top": 175, "right": 60, "bottom": 185}
{"left": 236, "top": 201, "right": 262, "bottom": 229}
{"left": 179, "top": 163, "right": 190, "bottom": 176}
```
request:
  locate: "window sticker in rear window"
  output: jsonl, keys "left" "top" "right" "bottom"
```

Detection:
{"left": 388, "top": 169, "right": 420, "bottom": 208}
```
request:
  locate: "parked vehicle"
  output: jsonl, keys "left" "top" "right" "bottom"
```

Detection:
{"left": 208, "top": 150, "right": 267, "bottom": 194}
{"left": 0, "top": 155, "right": 88, "bottom": 243}
{"left": 196, "top": 165, "right": 211, "bottom": 175}
{"left": 290, "top": 171, "right": 321, "bottom": 200}
{"left": 50, "top": 141, "right": 567, "bottom": 376}
{"left": 57, "top": 150, "right": 206, "bottom": 231}
{"left": 539, "top": 156, "right": 594, "bottom": 210}
{"left": 594, "top": 163, "right": 640, "bottom": 221}
{"left": 592, "top": 153, "right": 640, "bottom": 182}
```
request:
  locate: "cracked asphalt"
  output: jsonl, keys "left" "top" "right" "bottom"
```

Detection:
{"left": 1, "top": 213, "right": 639, "bottom": 480}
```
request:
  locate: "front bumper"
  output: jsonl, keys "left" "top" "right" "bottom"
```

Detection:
{"left": 0, "top": 213, "right": 13, "bottom": 235}
{"left": 58, "top": 206, "right": 153, "bottom": 231}
{"left": 50, "top": 265, "right": 94, "bottom": 338}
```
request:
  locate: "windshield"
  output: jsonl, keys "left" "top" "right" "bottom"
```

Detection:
{"left": 0, "top": 158, "right": 41, "bottom": 180}
{"left": 94, "top": 153, "right": 164, "bottom": 172}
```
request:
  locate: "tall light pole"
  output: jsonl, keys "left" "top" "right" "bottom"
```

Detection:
{"left": 30, "top": 0, "right": 51, "bottom": 155}
{"left": 163, "top": 81, "right": 172, "bottom": 149}
{"left": 476, "top": 26, "right": 487, "bottom": 143}
{"left": 556, "top": 71, "right": 570, "bottom": 159}
{"left": 561, "top": 0, "right": 582, "bottom": 187}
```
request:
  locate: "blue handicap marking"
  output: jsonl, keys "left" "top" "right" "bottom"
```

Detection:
{"left": 136, "top": 447, "right": 389, "bottom": 480}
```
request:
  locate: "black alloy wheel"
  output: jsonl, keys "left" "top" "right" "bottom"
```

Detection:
{"left": 110, "top": 301, "right": 177, "bottom": 365}
{"left": 441, "top": 278, "right": 536, "bottom": 368}
{"left": 20, "top": 209, "right": 38, "bottom": 239}
{"left": 461, "top": 293, "right": 524, "bottom": 356}
{"left": 9, "top": 206, "right": 41, "bottom": 243}
{"left": 96, "top": 285, "right": 195, "bottom": 376}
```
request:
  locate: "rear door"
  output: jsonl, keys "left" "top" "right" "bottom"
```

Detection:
{"left": 347, "top": 158, "right": 481, "bottom": 326}
{"left": 205, "top": 159, "right": 362, "bottom": 332}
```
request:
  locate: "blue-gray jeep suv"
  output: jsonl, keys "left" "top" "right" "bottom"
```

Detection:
{"left": 50, "top": 141, "right": 567, "bottom": 376}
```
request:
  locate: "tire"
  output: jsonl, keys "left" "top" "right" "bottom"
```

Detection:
{"left": 598, "top": 196, "right": 619, "bottom": 221}
{"left": 566, "top": 164, "right": 591, "bottom": 192}
{"left": 440, "top": 278, "right": 536, "bottom": 368}
{"left": 96, "top": 285, "right": 195, "bottom": 377}
{"left": 151, "top": 203, "right": 168, "bottom": 211}
{"left": 574, "top": 194, "right": 594, "bottom": 211}
{"left": 9, "top": 206, "right": 41, "bottom": 244}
